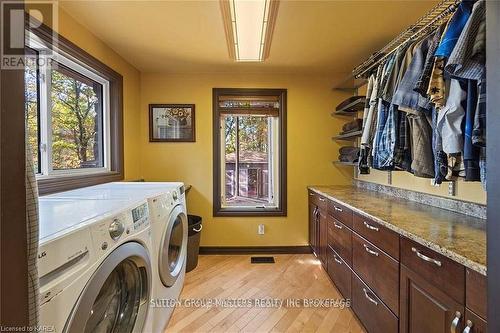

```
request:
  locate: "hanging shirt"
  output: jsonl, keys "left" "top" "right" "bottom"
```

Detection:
{"left": 414, "top": 23, "right": 447, "bottom": 97}
{"left": 360, "top": 66, "right": 382, "bottom": 146}
{"left": 408, "top": 111, "right": 434, "bottom": 178}
{"left": 473, "top": 77, "right": 486, "bottom": 147}
{"left": 446, "top": 0, "right": 485, "bottom": 80}
{"left": 434, "top": 0, "right": 474, "bottom": 58}
{"left": 427, "top": 57, "right": 447, "bottom": 109}
{"left": 392, "top": 36, "right": 433, "bottom": 113}
{"left": 361, "top": 75, "right": 375, "bottom": 128}
{"left": 426, "top": 19, "right": 450, "bottom": 110}
{"left": 463, "top": 80, "right": 480, "bottom": 181}
{"left": 382, "top": 45, "right": 410, "bottom": 102}
{"left": 436, "top": 79, "right": 467, "bottom": 154}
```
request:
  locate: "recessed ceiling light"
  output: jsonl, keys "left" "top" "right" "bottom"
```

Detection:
{"left": 220, "top": 0, "right": 279, "bottom": 62}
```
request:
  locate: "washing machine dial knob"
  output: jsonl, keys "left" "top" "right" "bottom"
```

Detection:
{"left": 109, "top": 218, "right": 125, "bottom": 240}
{"left": 172, "top": 191, "right": 178, "bottom": 201}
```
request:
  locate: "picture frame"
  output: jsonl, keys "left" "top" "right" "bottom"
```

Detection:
{"left": 149, "top": 104, "right": 196, "bottom": 142}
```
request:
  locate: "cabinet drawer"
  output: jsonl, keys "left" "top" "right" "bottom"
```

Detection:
{"left": 352, "top": 233, "right": 399, "bottom": 315}
{"left": 353, "top": 213, "right": 399, "bottom": 259}
{"left": 327, "top": 216, "right": 352, "bottom": 265}
{"left": 309, "top": 190, "right": 328, "bottom": 211}
{"left": 401, "top": 238, "right": 465, "bottom": 303}
{"left": 328, "top": 200, "right": 353, "bottom": 227}
{"left": 352, "top": 272, "right": 398, "bottom": 333}
{"left": 466, "top": 269, "right": 487, "bottom": 320}
{"left": 465, "top": 309, "right": 487, "bottom": 333}
{"left": 327, "top": 247, "right": 351, "bottom": 299}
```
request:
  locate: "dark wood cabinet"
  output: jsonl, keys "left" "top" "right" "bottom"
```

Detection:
{"left": 327, "top": 216, "right": 352, "bottom": 265}
{"left": 353, "top": 213, "right": 399, "bottom": 260}
{"left": 352, "top": 272, "right": 399, "bottom": 333}
{"left": 327, "top": 246, "right": 351, "bottom": 299}
{"left": 307, "top": 190, "right": 487, "bottom": 333}
{"left": 319, "top": 208, "right": 328, "bottom": 267}
{"left": 352, "top": 233, "right": 399, "bottom": 315}
{"left": 464, "top": 309, "right": 487, "bottom": 333}
{"left": 308, "top": 191, "right": 327, "bottom": 265}
{"left": 308, "top": 198, "right": 319, "bottom": 256}
{"left": 401, "top": 238, "right": 465, "bottom": 304}
{"left": 328, "top": 200, "right": 353, "bottom": 227}
{"left": 400, "top": 265, "right": 465, "bottom": 333}
{"left": 466, "top": 269, "right": 487, "bottom": 320}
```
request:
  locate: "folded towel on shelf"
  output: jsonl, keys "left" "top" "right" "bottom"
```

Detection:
{"left": 338, "top": 147, "right": 360, "bottom": 163}
{"left": 338, "top": 154, "right": 359, "bottom": 163}
{"left": 341, "top": 119, "right": 363, "bottom": 133}
{"left": 339, "top": 146, "right": 360, "bottom": 156}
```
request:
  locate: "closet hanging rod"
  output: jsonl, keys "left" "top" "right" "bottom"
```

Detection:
{"left": 352, "top": 0, "right": 462, "bottom": 79}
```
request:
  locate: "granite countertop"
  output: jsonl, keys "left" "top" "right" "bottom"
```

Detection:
{"left": 308, "top": 185, "right": 487, "bottom": 275}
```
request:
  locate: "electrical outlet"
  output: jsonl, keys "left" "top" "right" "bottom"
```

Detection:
{"left": 258, "top": 224, "right": 265, "bottom": 235}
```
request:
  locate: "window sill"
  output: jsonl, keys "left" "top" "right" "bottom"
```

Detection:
{"left": 37, "top": 170, "right": 123, "bottom": 195}
{"left": 213, "top": 207, "right": 287, "bottom": 217}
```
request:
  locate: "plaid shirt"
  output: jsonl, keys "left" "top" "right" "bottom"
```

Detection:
{"left": 472, "top": 77, "right": 486, "bottom": 147}
{"left": 393, "top": 111, "right": 412, "bottom": 171}
{"left": 376, "top": 102, "right": 398, "bottom": 169}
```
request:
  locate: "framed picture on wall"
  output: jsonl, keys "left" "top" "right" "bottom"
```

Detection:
{"left": 149, "top": 104, "right": 196, "bottom": 142}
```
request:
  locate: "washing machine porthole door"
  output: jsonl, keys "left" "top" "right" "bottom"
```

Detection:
{"left": 65, "top": 242, "right": 151, "bottom": 333}
{"left": 159, "top": 205, "right": 188, "bottom": 287}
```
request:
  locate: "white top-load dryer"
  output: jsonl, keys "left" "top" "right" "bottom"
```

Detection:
{"left": 38, "top": 197, "right": 155, "bottom": 333}
{"left": 45, "top": 182, "right": 188, "bottom": 333}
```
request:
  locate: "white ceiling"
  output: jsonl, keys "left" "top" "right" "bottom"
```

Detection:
{"left": 60, "top": 0, "right": 438, "bottom": 75}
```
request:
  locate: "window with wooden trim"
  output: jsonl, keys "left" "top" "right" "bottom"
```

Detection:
{"left": 213, "top": 88, "right": 287, "bottom": 216}
{"left": 24, "top": 23, "right": 124, "bottom": 194}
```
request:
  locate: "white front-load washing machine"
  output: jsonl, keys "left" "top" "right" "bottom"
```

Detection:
{"left": 38, "top": 197, "right": 155, "bottom": 333}
{"left": 45, "top": 182, "right": 189, "bottom": 332}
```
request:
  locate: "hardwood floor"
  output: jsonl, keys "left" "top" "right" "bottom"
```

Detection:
{"left": 165, "top": 254, "right": 365, "bottom": 332}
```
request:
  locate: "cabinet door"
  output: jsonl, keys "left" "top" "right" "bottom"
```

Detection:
{"left": 400, "top": 265, "right": 465, "bottom": 333}
{"left": 308, "top": 202, "right": 318, "bottom": 255}
{"left": 327, "top": 216, "right": 352, "bottom": 265}
{"left": 463, "top": 309, "right": 487, "bottom": 333}
{"left": 319, "top": 208, "right": 328, "bottom": 267}
{"left": 327, "top": 247, "right": 351, "bottom": 299}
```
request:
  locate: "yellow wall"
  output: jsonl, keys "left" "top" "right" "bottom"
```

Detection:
{"left": 354, "top": 84, "right": 487, "bottom": 205}
{"left": 55, "top": 8, "right": 143, "bottom": 180}
{"left": 140, "top": 73, "right": 352, "bottom": 246}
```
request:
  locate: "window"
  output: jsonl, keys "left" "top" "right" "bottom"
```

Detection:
{"left": 25, "top": 41, "right": 109, "bottom": 176}
{"left": 213, "top": 88, "right": 287, "bottom": 216}
{"left": 25, "top": 23, "right": 124, "bottom": 194}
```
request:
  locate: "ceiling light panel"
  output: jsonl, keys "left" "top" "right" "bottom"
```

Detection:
{"left": 221, "top": 0, "right": 279, "bottom": 62}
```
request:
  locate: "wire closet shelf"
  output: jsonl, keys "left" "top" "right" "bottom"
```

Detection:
{"left": 352, "top": 0, "right": 462, "bottom": 79}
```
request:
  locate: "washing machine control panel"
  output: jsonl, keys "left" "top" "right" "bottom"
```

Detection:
{"left": 108, "top": 218, "right": 125, "bottom": 240}
{"left": 91, "top": 202, "right": 150, "bottom": 255}
{"left": 131, "top": 203, "right": 149, "bottom": 231}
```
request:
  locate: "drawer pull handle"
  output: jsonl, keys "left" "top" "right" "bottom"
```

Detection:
{"left": 363, "top": 244, "right": 379, "bottom": 257}
{"left": 450, "top": 311, "right": 461, "bottom": 333}
{"left": 333, "top": 222, "right": 343, "bottom": 229}
{"left": 319, "top": 197, "right": 326, "bottom": 202}
{"left": 363, "top": 221, "right": 379, "bottom": 232}
{"left": 309, "top": 193, "right": 315, "bottom": 196}
{"left": 334, "top": 206, "right": 343, "bottom": 212}
{"left": 362, "top": 288, "right": 378, "bottom": 306}
{"left": 462, "top": 320, "right": 473, "bottom": 333}
{"left": 412, "top": 247, "right": 442, "bottom": 267}
{"left": 333, "top": 255, "right": 343, "bottom": 265}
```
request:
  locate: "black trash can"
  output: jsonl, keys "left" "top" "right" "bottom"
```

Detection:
{"left": 186, "top": 215, "right": 202, "bottom": 272}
